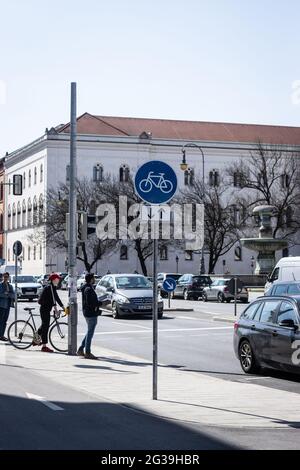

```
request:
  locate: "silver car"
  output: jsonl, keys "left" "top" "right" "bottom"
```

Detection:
{"left": 202, "top": 278, "right": 248, "bottom": 303}
{"left": 95, "top": 274, "right": 164, "bottom": 319}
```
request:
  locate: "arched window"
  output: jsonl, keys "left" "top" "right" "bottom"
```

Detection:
{"left": 119, "top": 165, "right": 130, "bottom": 183}
{"left": 28, "top": 170, "right": 31, "bottom": 188}
{"left": 33, "top": 245, "right": 36, "bottom": 260}
{"left": 8, "top": 179, "right": 11, "bottom": 195}
{"left": 120, "top": 245, "right": 128, "bottom": 260}
{"left": 33, "top": 197, "right": 38, "bottom": 224}
{"left": 40, "top": 245, "right": 43, "bottom": 260}
{"left": 34, "top": 167, "right": 37, "bottom": 185}
{"left": 17, "top": 202, "right": 21, "bottom": 228}
{"left": 22, "top": 200, "right": 26, "bottom": 227}
{"left": 89, "top": 199, "right": 96, "bottom": 216}
{"left": 93, "top": 164, "right": 103, "bottom": 182}
{"left": 209, "top": 169, "right": 219, "bottom": 187}
{"left": 27, "top": 198, "right": 32, "bottom": 226}
{"left": 160, "top": 246, "right": 168, "bottom": 260}
{"left": 38, "top": 195, "right": 44, "bottom": 224}
{"left": 23, "top": 172, "right": 26, "bottom": 190}
{"left": 7, "top": 205, "right": 11, "bottom": 231}
{"left": 66, "top": 165, "right": 70, "bottom": 183}
{"left": 184, "top": 168, "right": 194, "bottom": 186}
{"left": 12, "top": 203, "right": 16, "bottom": 229}
{"left": 40, "top": 164, "right": 43, "bottom": 183}
{"left": 8, "top": 248, "right": 10, "bottom": 262}
{"left": 28, "top": 246, "right": 31, "bottom": 261}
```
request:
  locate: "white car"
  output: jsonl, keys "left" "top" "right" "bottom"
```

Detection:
{"left": 10, "top": 275, "right": 41, "bottom": 301}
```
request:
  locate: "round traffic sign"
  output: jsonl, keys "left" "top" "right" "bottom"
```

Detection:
{"left": 13, "top": 241, "right": 23, "bottom": 256}
{"left": 134, "top": 161, "right": 177, "bottom": 204}
{"left": 162, "top": 278, "right": 177, "bottom": 292}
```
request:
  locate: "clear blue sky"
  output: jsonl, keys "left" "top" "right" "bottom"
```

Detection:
{"left": 1, "top": 0, "right": 300, "bottom": 155}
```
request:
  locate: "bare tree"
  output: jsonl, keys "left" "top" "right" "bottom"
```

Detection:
{"left": 28, "top": 178, "right": 117, "bottom": 273}
{"left": 181, "top": 177, "right": 248, "bottom": 273}
{"left": 226, "top": 143, "right": 300, "bottom": 243}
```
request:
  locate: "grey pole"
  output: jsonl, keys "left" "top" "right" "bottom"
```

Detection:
{"left": 234, "top": 277, "right": 237, "bottom": 317}
{"left": 152, "top": 238, "right": 158, "bottom": 400}
{"left": 68, "top": 82, "right": 78, "bottom": 355}
{"left": 14, "top": 254, "right": 18, "bottom": 336}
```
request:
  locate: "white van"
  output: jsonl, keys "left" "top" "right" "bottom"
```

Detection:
{"left": 265, "top": 257, "right": 300, "bottom": 292}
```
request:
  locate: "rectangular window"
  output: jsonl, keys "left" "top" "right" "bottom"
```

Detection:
{"left": 209, "top": 170, "right": 219, "bottom": 187}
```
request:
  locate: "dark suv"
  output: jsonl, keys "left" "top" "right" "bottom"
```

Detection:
{"left": 172, "top": 274, "right": 212, "bottom": 300}
{"left": 234, "top": 295, "right": 300, "bottom": 375}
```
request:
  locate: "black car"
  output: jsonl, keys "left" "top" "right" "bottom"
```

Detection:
{"left": 265, "top": 280, "right": 300, "bottom": 296}
{"left": 234, "top": 295, "right": 300, "bottom": 375}
{"left": 172, "top": 274, "right": 212, "bottom": 300}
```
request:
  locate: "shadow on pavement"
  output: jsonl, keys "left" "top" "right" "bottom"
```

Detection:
{"left": 0, "top": 393, "right": 237, "bottom": 450}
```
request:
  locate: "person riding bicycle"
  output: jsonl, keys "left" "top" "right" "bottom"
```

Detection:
{"left": 36, "top": 273, "right": 64, "bottom": 352}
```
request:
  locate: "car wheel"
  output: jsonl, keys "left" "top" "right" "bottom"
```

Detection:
{"left": 112, "top": 302, "right": 121, "bottom": 319}
{"left": 241, "top": 299, "right": 249, "bottom": 304}
{"left": 226, "top": 298, "right": 231, "bottom": 303}
{"left": 171, "top": 291, "right": 176, "bottom": 299}
{"left": 202, "top": 293, "right": 208, "bottom": 302}
{"left": 217, "top": 292, "right": 225, "bottom": 303}
{"left": 183, "top": 289, "right": 190, "bottom": 301}
{"left": 239, "top": 339, "right": 260, "bottom": 374}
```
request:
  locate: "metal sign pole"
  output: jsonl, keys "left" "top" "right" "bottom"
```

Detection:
{"left": 152, "top": 238, "right": 158, "bottom": 400}
{"left": 234, "top": 277, "right": 237, "bottom": 317}
{"left": 68, "top": 82, "right": 78, "bottom": 355}
{"left": 14, "top": 254, "right": 18, "bottom": 336}
{"left": 168, "top": 292, "right": 171, "bottom": 309}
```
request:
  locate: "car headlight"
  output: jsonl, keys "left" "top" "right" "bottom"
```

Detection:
{"left": 117, "top": 296, "right": 130, "bottom": 304}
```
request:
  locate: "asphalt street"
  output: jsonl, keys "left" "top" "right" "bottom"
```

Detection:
{"left": 1, "top": 291, "right": 300, "bottom": 450}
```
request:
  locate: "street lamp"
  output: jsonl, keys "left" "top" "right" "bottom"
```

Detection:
{"left": 181, "top": 143, "right": 205, "bottom": 275}
{"left": 175, "top": 255, "right": 179, "bottom": 273}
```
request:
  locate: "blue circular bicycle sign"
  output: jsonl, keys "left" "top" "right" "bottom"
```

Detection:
{"left": 134, "top": 161, "right": 177, "bottom": 204}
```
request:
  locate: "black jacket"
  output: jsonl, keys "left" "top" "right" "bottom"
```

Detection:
{"left": 39, "top": 284, "right": 64, "bottom": 311}
{"left": 81, "top": 283, "right": 101, "bottom": 317}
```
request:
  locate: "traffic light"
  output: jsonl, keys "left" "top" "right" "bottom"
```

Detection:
{"left": 77, "top": 212, "right": 87, "bottom": 242}
{"left": 87, "top": 215, "right": 96, "bottom": 235}
{"left": 13, "top": 174, "right": 23, "bottom": 195}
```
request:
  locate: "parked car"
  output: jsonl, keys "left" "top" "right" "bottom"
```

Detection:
{"left": 77, "top": 275, "right": 86, "bottom": 291}
{"left": 61, "top": 275, "right": 69, "bottom": 290}
{"left": 37, "top": 274, "right": 51, "bottom": 286}
{"left": 58, "top": 272, "right": 68, "bottom": 289}
{"left": 10, "top": 275, "right": 41, "bottom": 301}
{"left": 95, "top": 274, "right": 164, "bottom": 319}
{"left": 265, "top": 256, "right": 300, "bottom": 292}
{"left": 265, "top": 280, "right": 300, "bottom": 296}
{"left": 234, "top": 295, "right": 300, "bottom": 374}
{"left": 157, "top": 273, "right": 182, "bottom": 298}
{"left": 202, "top": 278, "right": 248, "bottom": 303}
{"left": 171, "top": 274, "right": 212, "bottom": 300}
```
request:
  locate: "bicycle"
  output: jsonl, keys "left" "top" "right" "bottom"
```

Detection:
{"left": 139, "top": 171, "right": 173, "bottom": 194}
{"left": 8, "top": 307, "right": 68, "bottom": 353}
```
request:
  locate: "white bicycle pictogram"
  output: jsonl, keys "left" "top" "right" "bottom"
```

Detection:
{"left": 139, "top": 171, "right": 173, "bottom": 194}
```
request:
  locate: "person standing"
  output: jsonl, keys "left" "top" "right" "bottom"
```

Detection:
{"left": 78, "top": 273, "right": 102, "bottom": 360}
{"left": 37, "top": 273, "right": 64, "bottom": 352}
{"left": 0, "top": 272, "right": 15, "bottom": 341}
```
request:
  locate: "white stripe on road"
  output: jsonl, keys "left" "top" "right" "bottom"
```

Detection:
{"left": 26, "top": 393, "right": 64, "bottom": 411}
{"left": 79, "top": 326, "right": 233, "bottom": 336}
{"left": 114, "top": 322, "right": 151, "bottom": 330}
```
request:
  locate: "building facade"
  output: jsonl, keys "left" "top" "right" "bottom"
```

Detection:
{"left": 4, "top": 114, "right": 300, "bottom": 276}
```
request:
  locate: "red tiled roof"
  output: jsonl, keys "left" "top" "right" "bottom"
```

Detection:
{"left": 59, "top": 112, "right": 300, "bottom": 145}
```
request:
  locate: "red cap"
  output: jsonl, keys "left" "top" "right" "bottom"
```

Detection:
{"left": 49, "top": 273, "right": 61, "bottom": 282}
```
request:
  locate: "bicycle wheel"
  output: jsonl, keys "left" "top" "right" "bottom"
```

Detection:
{"left": 139, "top": 179, "right": 152, "bottom": 193}
{"left": 49, "top": 321, "right": 68, "bottom": 352}
{"left": 160, "top": 179, "right": 173, "bottom": 193}
{"left": 8, "top": 320, "right": 35, "bottom": 350}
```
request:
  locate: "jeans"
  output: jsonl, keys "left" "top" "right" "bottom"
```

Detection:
{"left": 0, "top": 307, "right": 10, "bottom": 337}
{"left": 38, "top": 308, "right": 51, "bottom": 344}
{"left": 80, "top": 316, "right": 98, "bottom": 354}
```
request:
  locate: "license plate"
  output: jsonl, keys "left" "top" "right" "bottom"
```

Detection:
{"left": 26, "top": 291, "right": 34, "bottom": 295}
{"left": 138, "top": 305, "right": 151, "bottom": 310}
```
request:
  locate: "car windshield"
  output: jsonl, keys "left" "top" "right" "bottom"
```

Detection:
{"left": 193, "top": 276, "right": 211, "bottom": 284}
{"left": 115, "top": 276, "right": 152, "bottom": 289}
{"left": 14, "top": 276, "right": 36, "bottom": 283}
{"left": 166, "top": 274, "right": 181, "bottom": 281}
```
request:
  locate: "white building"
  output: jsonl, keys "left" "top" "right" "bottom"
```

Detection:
{"left": 4, "top": 113, "right": 300, "bottom": 276}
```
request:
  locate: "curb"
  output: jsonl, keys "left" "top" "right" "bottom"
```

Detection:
{"left": 164, "top": 308, "right": 194, "bottom": 312}
{"left": 212, "top": 316, "right": 236, "bottom": 324}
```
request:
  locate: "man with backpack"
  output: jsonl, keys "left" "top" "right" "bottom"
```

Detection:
{"left": 77, "top": 273, "right": 102, "bottom": 360}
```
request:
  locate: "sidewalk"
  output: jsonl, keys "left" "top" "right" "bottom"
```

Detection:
{"left": 2, "top": 342, "right": 300, "bottom": 430}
